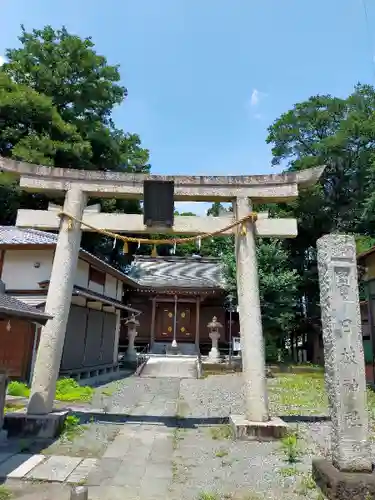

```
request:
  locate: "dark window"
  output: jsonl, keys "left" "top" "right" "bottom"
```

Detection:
{"left": 89, "top": 266, "right": 105, "bottom": 286}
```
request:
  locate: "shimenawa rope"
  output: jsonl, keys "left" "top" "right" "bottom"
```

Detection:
{"left": 58, "top": 211, "right": 257, "bottom": 256}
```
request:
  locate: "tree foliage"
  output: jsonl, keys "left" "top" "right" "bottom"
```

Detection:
{"left": 266, "top": 83, "right": 375, "bottom": 334}
{"left": 221, "top": 237, "right": 299, "bottom": 342}
{"left": 0, "top": 72, "right": 91, "bottom": 166}
{"left": 0, "top": 24, "right": 150, "bottom": 266}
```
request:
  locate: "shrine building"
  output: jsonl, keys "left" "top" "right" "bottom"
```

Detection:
{"left": 120, "top": 255, "right": 239, "bottom": 355}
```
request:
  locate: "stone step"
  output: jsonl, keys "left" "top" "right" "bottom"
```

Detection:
{"left": 140, "top": 357, "right": 198, "bottom": 379}
{"left": 150, "top": 342, "right": 197, "bottom": 355}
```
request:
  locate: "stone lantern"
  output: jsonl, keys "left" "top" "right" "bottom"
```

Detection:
{"left": 125, "top": 314, "right": 139, "bottom": 362}
{"left": 208, "top": 316, "right": 222, "bottom": 361}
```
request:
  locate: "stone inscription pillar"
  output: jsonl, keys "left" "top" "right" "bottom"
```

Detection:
{"left": 317, "top": 234, "right": 371, "bottom": 471}
{"left": 234, "top": 197, "right": 269, "bottom": 422}
{"left": 28, "top": 187, "right": 87, "bottom": 415}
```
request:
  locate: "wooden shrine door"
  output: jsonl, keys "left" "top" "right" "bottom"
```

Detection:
{"left": 156, "top": 306, "right": 174, "bottom": 341}
{"left": 176, "top": 305, "right": 193, "bottom": 341}
{"left": 155, "top": 302, "right": 194, "bottom": 342}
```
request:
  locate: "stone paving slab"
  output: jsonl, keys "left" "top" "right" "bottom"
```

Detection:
{"left": 27, "top": 455, "right": 83, "bottom": 482}
{"left": 66, "top": 458, "right": 98, "bottom": 484}
{"left": 86, "top": 457, "right": 122, "bottom": 486}
{"left": 1, "top": 454, "right": 45, "bottom": 479}
{"left": 89, "top": 485, "right": 141, "bottom": 500}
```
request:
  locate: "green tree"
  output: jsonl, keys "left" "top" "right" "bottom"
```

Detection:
{"left": 266, "top": 83, "right": 375, "bottom": 342}
{"left": 221, "top": 237, "right": 299, "bottom": 360}
{"left": 3, "top": 25, "right": 149, "bottom": 173}
{"left": 0, "top": 25, "right": 150, "bottom": 267}
{"left": 0, "top": 73, "right": 91, "bottom": 167}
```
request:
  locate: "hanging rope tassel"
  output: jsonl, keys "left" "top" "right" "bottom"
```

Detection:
{"left": 113, "top": 237, "right": 117, "bottom": 249}
{"left": 170, "top": 241, "right": 176, "bottom": 255}
{"left": 240, "top": 223, "right": 247, "bottom": 236}
{"left": 67, "top": 217, "right": 73, "bottom": 230}
{"left": 123, "top": 240, "right": 129, "bottom": 254}
{"left": 151, "top": 245, "right": 158, "bottom": 257}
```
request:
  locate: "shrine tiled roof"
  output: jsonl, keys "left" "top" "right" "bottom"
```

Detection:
{"left": 0, "top": 226, "right": 129, "bottom": 282}
{"left": 126, "top": 256, "right": 225, "bottom": 289}
{"left": 0, "top": 226, "right": 57, "bottom": 245}
{"left": 0, "top": 290, "right": 52, "bottom": 325}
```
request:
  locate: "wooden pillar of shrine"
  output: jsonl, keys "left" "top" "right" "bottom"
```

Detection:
{"left": 150, "top": 297, "right": 156, "bottom": 350}
{"left": 195, "top": 296, "right": 201, "bottom": 353}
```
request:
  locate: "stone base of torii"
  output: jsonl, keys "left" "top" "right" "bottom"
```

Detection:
{"left": 0, "top": 157, "right": 324, "bottom": 439}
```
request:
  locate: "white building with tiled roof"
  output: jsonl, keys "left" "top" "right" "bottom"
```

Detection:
{"left": 0, "top": 226, "right": 139, "bottom": 381}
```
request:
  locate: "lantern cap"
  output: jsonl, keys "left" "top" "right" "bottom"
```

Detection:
{"left": 126, "top": 313, "right": 140, "bottom": 326}
{"left": 207, "top": 316, "right": 222, "bottom": 329}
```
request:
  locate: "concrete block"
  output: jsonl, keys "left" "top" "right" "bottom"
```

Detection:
{"left": 70, "top": 485, "right": 88, "bottom": 500}
{"left": 27, "top": 455, "right": 83, "bottom": 482}
{"left": 229, "top": 414, "right": 288, "bottom": 440}
{"left": 3, "top": 410, "right": 68, "bottom": 438}
{"left": 313, "top": 458, "right": 375, "bottom": 499}
{"left": 2, "top": 454, "right": 46, "bottom": 479}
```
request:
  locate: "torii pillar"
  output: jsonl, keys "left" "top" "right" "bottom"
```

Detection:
{"left": 0, "top": 157, "right": 324, "bottom": 424}
{"left": 234, "top": 197, "right": 269, "bottom": 423}
{"left": 29, "top": 188, "right": 87, "bottom": 414}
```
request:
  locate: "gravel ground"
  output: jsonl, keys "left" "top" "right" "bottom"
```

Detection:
{"left": 169, "top": 423, "right": 323, "bottom": 500}
{"left": 4, "top": 372, "right": 338, "bottom": 499}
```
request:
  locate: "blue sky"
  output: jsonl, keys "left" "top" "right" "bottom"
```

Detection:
{"left": 1, "top": 0, "right": 374, "bottom": 214}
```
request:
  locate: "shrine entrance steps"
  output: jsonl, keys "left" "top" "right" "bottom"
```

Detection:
{"left": 150, "top": 342, "right": 197, "bottom": 355}
{"left": 139, "top": 356, "right": 198, "bottom": 379}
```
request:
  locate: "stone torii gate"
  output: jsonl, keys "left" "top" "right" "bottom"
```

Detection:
{"left": 0, "top": 157, "right": 323, "bottom": 435}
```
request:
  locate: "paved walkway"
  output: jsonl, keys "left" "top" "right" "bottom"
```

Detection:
{"left": 87, "top": 423, "right": 174, "bottom": 499}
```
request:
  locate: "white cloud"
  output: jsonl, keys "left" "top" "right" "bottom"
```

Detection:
{"left": 0, "top": 56, "right": 5, "bottom": 67}
{"left": 248, "top": 88, "right": 268, "bottom": 110}
{"left": 250, "top": 88, "right": 260, "bottom": 107}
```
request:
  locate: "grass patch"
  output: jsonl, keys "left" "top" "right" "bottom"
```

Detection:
{"left": 215, "top": 448, "right": 229, "bottom": 458}
{"left": 278, "top": 466, "right": 299, "bottom": 477}
{"left": 55, "top": 378, "right": 93, "bottom": 402}
{"left": 268, "top": 373, "right": 327, "bottom": 416}
{"left": 7, "top": 381, "right": 29, "bottom": 397}
{"left": 172, "top": 428, "right": 184, "bottom": 450}
{"left": 198, "top": 493, "right": 220, "bottom": 500}
{"left": 7, "top": 378, "right": 93, "bottom": 403}
{"left": 209, "top": 425, "right": 233, "bottom": 440}
{"left": 61, "top": 415, "right": 86, "bottom": 441}
{"left": 101, "top": 388, "right": 115, "bottom": 397}
{"left": 295, "top": 473, "right": 317, "bottom": 495}
{"left": 280, "top": 430, "right": 302, "bottom": 463}
{"left": 0, "top": 486, "right": 12, "bottom": 500}
{"left": 171, "top": 460, "right": 179, "bottom": 481}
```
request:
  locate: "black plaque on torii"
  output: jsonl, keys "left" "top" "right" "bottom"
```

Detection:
{"left": 143, "top": 179, "right": 175, "bottom": 228}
